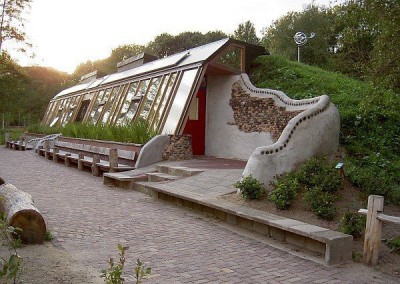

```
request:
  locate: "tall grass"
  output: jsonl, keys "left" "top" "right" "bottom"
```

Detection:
{"left": 60, "top": 120, "right": 157, "bottom": 144}
{"left": 0, "top": 128, "right": 26, "bottom": 145}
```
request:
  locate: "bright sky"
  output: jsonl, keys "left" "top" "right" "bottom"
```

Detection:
{"left": 11, "top": 0, "right": 332, "bottom": 74}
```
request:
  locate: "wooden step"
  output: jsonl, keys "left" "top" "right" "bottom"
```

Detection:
{"left": 146, "top": 172, "right": 180, "bottom": 182}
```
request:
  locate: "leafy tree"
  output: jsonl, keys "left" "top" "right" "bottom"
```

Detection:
{"left": 262, "top": 5, "right": 335, "bottom": 68}
{"left": 334, "top": 0, "right": 400, "bottom": 91}
{"left": 0, "top": 0, "right": 32, "bottom": 53}
{"left": 234, "top": 20, "right": 260, "bottom": 45}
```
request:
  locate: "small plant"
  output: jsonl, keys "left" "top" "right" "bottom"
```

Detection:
{"left": 384, "top": 237, "right": 400, "bottom": 253}
{"left": 101, "top": 244, "right": 152, "bottom": 284}
{"left": 45, "top": 229, "right": 54, "bottom": 241}
{"left": 296, "top": 157, "right": 342, "bottom": 193}
{"left": 134, "top": 259, "right": 152, "bottom": 284}
{"left": 234, "top": 175, "right": 265, "bottom": 200}
{"left": 101, "top": 244, "right": 128, "bottom": 284}
{"left": 0, "top": 213, "right": 23, "bottom": 284}
{"left": 269, "top": 173, "right": 299, "bottom": 209}
{"left": 339, "top": 212, "right": 366, "bottom": 238}
{"left": 352, "top": 250, "right": 363, "bottom": 262}
{"left": 304, "top": 187, "right": 338, "bottom": 220}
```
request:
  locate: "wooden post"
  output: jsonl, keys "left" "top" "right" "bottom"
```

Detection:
{"left": 109, "top": 148, "right": 118, "bottom": 173}
{"left": 5, "top": 132, "right": 9, "bottom": 148}
{"left": 92, "top": 154, "right": 100, "bottom": 176}
{"left": 64, "top": 153, "right": 71, "bottom": 167}
{"left": 44, "top": 140, "right": 50, "bottom": 159}
{"left": 363, "top": 195, "right": 384, "bottom": 266}
{"left": 78, "top": 153, "right": 84, "bottom": 171}
{"left": 19, "top": 137, "right": 24, "bottom": 151}
{"left": 53, "top": 147, "right": 59, "bottom": 163}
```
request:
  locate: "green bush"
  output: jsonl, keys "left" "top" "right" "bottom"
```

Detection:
{"left": 384, "top": 237, "right": 400, "bottom": 253}
{"left": 269, "top": 173, "right": 299, "bottom": 209}
{"left": 304, "top": 187, "right": 338, "bottom": 220}
{"left": 296, "top": 157, "right": 342, "bottom": 193}
{"left": 339, "top": 212, "right": 366, "bottom": 238}
{"left": 234, "top": 175, "right": 265, "bottom": 200}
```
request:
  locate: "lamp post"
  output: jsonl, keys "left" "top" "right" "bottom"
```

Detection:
{"left": 294, "top": 32, "right": 315, "bottom": 63}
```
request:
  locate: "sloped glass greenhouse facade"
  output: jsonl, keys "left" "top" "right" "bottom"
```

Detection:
{"left": 42, "top": 38, "right": 265, "bottom": 135}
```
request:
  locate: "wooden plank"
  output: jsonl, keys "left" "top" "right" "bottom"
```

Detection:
{"left": 358, "top": 209, "right": 400, "bottom": 225}
{"left": 363, "top": 195, "right": 384, "bottom": 266}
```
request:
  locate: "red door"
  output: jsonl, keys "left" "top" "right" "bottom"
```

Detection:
{"left": 183, "top": 89, "right": 206, "bottom": 155}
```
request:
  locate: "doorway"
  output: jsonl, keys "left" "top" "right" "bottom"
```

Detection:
{"left": 182, "top": 89, "right": 206, "bottom": 155}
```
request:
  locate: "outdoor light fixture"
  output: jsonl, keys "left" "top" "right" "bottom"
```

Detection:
{"left": 294, "top": 32, "right": 316, "bottom": 63}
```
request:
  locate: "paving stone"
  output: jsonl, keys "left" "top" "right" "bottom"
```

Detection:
{"left": 0, "top": 148, "right": 398, "bottom": 284}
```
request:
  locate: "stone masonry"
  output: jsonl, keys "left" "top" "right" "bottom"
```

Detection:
{"left": 229, "top": 82, "right": 301, "bottom": 141}
{"left": 163, "top": 134, "right": 192, "bottom": 160}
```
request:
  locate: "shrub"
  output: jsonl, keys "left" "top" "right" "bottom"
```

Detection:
{"left": 339, "top": 212, "right": 366, "bottom": 238}
{"left": 384, "top": 237, "right": 400, "bottom": 253}
{"left": 269, "top": 173, "right": 300, "bottom": 209}
{"left": 296, "top": 157, "right": 342, "bottom": 193}
{"left": 234, "top": 175, "right": 265, "bottom": 200}
{"left": 304, "top": 187, "right": 337, "bottom": 220}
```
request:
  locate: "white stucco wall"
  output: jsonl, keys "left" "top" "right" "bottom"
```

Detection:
{"left": 242, "top": 100, "right": 340, "bottom": 189}
{"left": 205, "top": 75, "right": 274, "bottom": 160}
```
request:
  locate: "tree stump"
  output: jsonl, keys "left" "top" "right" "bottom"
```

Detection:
{"left": 0, "top": 183, "right": 46, "bottom": 244}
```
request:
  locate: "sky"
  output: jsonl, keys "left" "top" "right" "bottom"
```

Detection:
{"left": 10, "top": 0, "right": 333, "bottom": 74}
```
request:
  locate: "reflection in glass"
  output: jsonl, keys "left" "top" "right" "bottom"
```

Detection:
{"left": 63, "top": 95, "right": 82, "bottom": 125}
{"left": 162, "top": 69, "right": 199, "bottom": 134}
{"left": 151, "top": 73, "right": 177, "bottom": 129}
{"left": 116, "top": 81, "right": 139, "bottom": 125}
{"left": 216, "top": 46, "right": 243, "bottom": 70}
{"left": 50, "top": 99, "right": 67, "bottom": 127}
{"left": 101, "top": 86, "right": 120, "bottom": 124}
{"left": 87, "top": 90, "right": 103, "bottom": 121}
{"left": 139, "top": 76, "right": 162, "bottom": 121}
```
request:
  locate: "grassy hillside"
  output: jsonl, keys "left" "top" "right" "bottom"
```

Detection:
{"left": 250, "top": 56, "right": 400, "bottom": 205}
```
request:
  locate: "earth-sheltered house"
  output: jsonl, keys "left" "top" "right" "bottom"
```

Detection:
{"left": 41, "top": 38, "right": 340, "bottom": 187}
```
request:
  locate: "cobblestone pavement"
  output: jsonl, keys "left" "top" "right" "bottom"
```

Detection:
{"left": 0, "top": 148, "right": 398, "bottom": 284}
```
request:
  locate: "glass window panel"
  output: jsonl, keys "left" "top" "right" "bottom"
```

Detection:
{"left": 44, "top": 102, "right": 55, "bottom": 125}
{"left": 162, "top": 69, "right": 199, "bottom": 134}
{"left": 216, "top": 46, "right": 243, "bottom": 71}
{"left": 46, "top": 100, "right": 61, "bottom": 126}
{"left": 148, "top": 75, "right": 169, "bottom": 125}
{"left": 151, "top": 73, "right": 177, "bottom": 129}
{"left": 116, "top": 81, "right": 139, "bottom": 125}
{"left": 101, "top": 86, "right": 120, "bottom": 124}
{"left": 63, "top": 96, "right": 81, "bottom": 125}
{"left": 87, "top": 89, "right": 105, "bottom": 123}
{"left": 91, "top": 88, "right": 111, "bottom": 124}
{"left": 138, "top": 76, "right": 162, "bottom": 121}
{"left": 50, "top": 99, "right": 67, "bottom": 127}
{"left": 109, "top": 84, "right": 129, "bottom": 125}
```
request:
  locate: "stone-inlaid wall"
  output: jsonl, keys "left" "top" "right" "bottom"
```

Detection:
{"left": 163, "top": 135, "right": 192, "bottom": 161}
{"left": 229, "top": 82, "right": 301, "bottom": 141}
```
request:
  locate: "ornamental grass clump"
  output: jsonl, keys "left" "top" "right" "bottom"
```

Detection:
{"left": 235, "top": 175, "right": 265, "bottom": 200}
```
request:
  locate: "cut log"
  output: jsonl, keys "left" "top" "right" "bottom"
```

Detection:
{"left": 0, "top": 183, "right": 46, "bottom": 244}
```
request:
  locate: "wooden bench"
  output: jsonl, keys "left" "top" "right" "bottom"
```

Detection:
{"left": 39, "top": 140, "right": 138, "bottom": 175}
{"left": 6, "top": 133, "right": 61, "bottom": 151}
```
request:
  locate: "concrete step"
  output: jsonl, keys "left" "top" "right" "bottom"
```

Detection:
{"left": 103, "top": 173, "right": 148, "bottom": 188}
{"left": 155, "top": 165, "right": 204, "bottom": 177}
{"left": 146, "top": 172, "right": 181, "bottom": 182}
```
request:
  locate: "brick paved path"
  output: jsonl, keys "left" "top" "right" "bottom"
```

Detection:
{"left": 0, "top": 148, "right": 397, "bottom": 283}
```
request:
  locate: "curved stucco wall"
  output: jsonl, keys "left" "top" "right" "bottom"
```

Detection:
{"left": 205, "top": 75, "right": 274, "bottom": 160}
{"left": 239, "top": 75, "right": 340, "bottom": 188}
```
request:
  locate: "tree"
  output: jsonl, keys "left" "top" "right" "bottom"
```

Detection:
{"left": 0, "top": 0, "right": 32, "bottom": 54}
{"left": 334, "top": 0, "right": 400, "bottom": 91}
{"left": 262, "top": 5, "right": 335, "bottom": 68}
{"left": 234, "top": 21, "right": 260, "bottom": 45}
